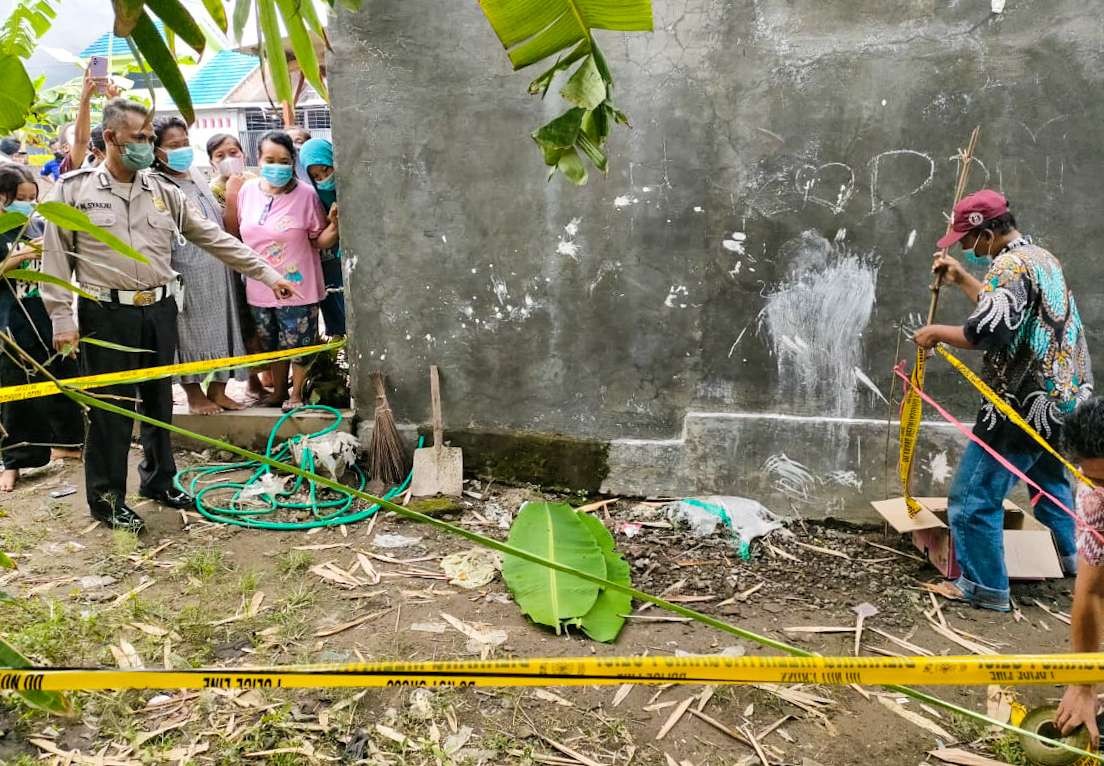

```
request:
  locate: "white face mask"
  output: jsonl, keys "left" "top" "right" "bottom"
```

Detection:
{"left": 218, "top": 156, "right": 244, "bottom": 177}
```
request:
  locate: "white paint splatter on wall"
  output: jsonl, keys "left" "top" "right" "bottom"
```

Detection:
{"left": 761, "top": 230, "right": 879, "bottom": 417}
{"left": 826, "top": 470, "right": 863, "bottom": 492}
{"left": 722, "top": 231, "right": 747, "bottom": 254}
{"left": 853, "top": 366, "right": 889, "bottom": 405}
{"left": 614, "top": 195, "right": 633, "bottom": 208}
{"left": 764, "top": 453, "right": 817, "bottom": 501}
{"left": 925, "top": 450, "right": 952, "bottom": 485}
{"left": 664, "top": 285, "right": 689, "bottom": 308}
{"left": 564, "top": 217, "right": 581, "bottom": 237}
{"left": 556, "top": 239, "right": 580, "bottom": 259}
{"left": 906, "top": 229, "right": 917, "bottom": 251}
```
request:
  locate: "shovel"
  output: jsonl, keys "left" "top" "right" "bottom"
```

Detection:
{"left": 410, "top": 365, "right": 463, "bottom": 497}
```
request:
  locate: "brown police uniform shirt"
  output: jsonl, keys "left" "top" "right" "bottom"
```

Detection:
{"left": 41, "top": 164, "right": 283, "bottom": 335}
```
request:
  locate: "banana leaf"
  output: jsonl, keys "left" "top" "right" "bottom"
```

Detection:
{"left": 0, "top": 637, "right": 73, "bottom": 716}
{"left": 112, "top": 0, "right": 144, "bottom": 36}
{"left": 0, "top": 551, "right": 14, "bottom": 569}
{"left": 501, "top": 501, "right": 605, "bottom": 632}
{"left": 0, "top": 54, "right": 35, "bottom": 132}
{"left": 0, "top": 211, "right": 27, "bottom": 236}
{"left": 257, "top": 0, "right": 292, "bottom": 105}
{"left": 276, "top": 0, "right": 327, "bottom": 100}
{"left": 35, "top": 201, "right": 149, "bottom": 265}
{"left": 129, "top": 9, "right": 195, "bottom": 123}
{"left": 575, "top": 512, "right": 631, "bottom": 642}
{"left": 3, "top": 270, "right": 96, "bottom": 301}
{"left": 202, "top": 0, "right": 227, "bottom": 32}
{"left": 146, "top": 0, "right": 206, "bottom": 55}
{"left": 232, "top": 0, "right": 250, "bottom": 41}
{"left": 478, "top": 0, "right": 653, "bottom": 70}
{"left": 80, "top": 337, "right": 154, "bottom": 353}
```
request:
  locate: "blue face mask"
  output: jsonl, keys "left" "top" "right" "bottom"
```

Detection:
{"left": 260, "top": 163, "right": 294, "bottom": 187}
{"left": 315, "top": 174, "right": 336, "bottom": 192}
{"left": 5, "top": 200, "right": 34, "bottom": 217}
{"left": 963, "top": 248, "right": 989, "bottom": 267}
{"left": 165, "top": 146, "right": 194, "bottom": 172}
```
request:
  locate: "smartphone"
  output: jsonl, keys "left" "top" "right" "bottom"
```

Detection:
{"left": 88, "top": 55, "right": 108, "bottom": 93}
{"left": 49, "top": 484, "right": 77, "bottom": 499}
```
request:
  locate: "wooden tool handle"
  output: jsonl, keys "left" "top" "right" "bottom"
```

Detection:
{"left": 430, "top": 365, "right": 443, "bottom": 449}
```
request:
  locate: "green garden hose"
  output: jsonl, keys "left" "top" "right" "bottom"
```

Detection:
{"left": 174, "top": 405, "right": 418, "bottom": 530}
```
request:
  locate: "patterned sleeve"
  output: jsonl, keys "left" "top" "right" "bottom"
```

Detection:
{"left": 1078, "top": 487, "right": 1104, "bottom": 566}
{"left": 964, "top": 253, "right": 1029, "bottom": 349}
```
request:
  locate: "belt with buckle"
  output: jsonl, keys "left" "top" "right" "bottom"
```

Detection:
{"left": 81, "top": 282, "right": 177, "bottom": 307}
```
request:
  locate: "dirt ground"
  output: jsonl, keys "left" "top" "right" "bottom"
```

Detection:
{"left": 0, "top": 449, "right": 1081, "bottom": 766}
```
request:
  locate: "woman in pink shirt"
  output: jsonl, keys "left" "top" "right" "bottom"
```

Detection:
{"left": 238, "top": 131, "right": 339, "bottom": 410}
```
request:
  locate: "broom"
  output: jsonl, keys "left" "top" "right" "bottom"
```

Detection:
{"left": 367, "top": 371, "right": 407, "bottom": 493}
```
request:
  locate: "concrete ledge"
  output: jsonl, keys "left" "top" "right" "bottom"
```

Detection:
{"left": 602, "top": 411, "right": 966, "bottom": 522}
{"left": 167, "top": 407, "right": 355, "bottom": 451}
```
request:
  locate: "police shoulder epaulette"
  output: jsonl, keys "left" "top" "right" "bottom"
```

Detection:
{"left": 58, "top": 166, "right": 96, "bottom": 182}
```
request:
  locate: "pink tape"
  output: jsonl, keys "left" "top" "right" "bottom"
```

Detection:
{"left": 892, "top": 362, "right": 1104, "bottom": 547}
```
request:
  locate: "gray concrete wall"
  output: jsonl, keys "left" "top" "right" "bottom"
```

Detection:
{"left": 329, "top": 1, "right": 1104, "bottom": 518}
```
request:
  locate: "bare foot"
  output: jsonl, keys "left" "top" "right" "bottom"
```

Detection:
{"left": 247, "top": 374, "right": 270, "bottom": 398}
{"left": 50, "top": 448, "right": 82, "bottom": 461}
{"left": 184, "top": 383, "right": 222, "bottom": 415}
{"left": 0, "top": 469, "right": 17, "bottom": 492}
{"left": 210, "top": 392, "right": 246, "bottom": 410}
{"left": 282, "top": 397, "right": 304, "bottom": 413}
{"left": 261, "top": 393, "right": 288, "bottom": 408}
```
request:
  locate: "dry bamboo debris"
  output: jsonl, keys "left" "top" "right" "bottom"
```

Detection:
{"left": 1032, "top": 598, "right": 1072, "bottom": 624}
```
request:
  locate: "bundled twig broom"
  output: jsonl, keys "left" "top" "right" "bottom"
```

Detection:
{"left": 367, "top": 372, "right": 407, "bottom": 492}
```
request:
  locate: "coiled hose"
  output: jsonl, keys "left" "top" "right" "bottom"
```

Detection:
{"left": 174, "top": 405, "right": 416, "bottom": 530}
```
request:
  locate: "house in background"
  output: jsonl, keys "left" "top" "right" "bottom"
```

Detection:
{"left": 76, "top": 30, "right": 331, "bottom": 168}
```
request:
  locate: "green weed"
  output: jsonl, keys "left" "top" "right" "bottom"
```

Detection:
{"left": 277, "top": 549, "right": 313, "bottom": 576}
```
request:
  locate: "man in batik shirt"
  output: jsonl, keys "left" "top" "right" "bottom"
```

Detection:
{"left": 913, "top": 189, "right": 1093, "bottom": 612}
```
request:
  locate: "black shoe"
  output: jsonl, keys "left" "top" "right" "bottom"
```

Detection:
{"left": 139, "top": 488, "right": 194, "bottom": 510}
{"left": 90, "top": 503, "right": 145, "bottom": 533}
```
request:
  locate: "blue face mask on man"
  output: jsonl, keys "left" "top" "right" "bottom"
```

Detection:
{"left": 315, "top": 174, "right": 336, "bottom": 192}
{"left": 963, "top": 232, "right": 993, "bottom": 267}
{"left": 164, "top": 146, "right": 194, "bottom": 172}
{"left": 260, "top": 162, "right": 294, "bottom": 187}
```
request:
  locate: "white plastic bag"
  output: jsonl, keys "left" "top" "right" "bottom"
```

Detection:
{"left": 665, "top": 496, "right": 785, "bottom": 558}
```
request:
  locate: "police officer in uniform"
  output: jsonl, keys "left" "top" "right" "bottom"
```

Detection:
{"left": 41, "top": 98, "right": 298, "bottom": 532}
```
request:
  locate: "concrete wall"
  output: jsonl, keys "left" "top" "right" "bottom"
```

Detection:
{"left": 329, "top": 1, "right": 1104, "bottom": 518}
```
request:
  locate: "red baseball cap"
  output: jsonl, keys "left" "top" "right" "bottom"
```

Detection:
{"left": 936, "top": 189, "right": 1010, "bottom": 249}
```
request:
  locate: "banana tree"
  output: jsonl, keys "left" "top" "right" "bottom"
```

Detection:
{"left": 478, "top": 0, "right": 654, "bottom": 183}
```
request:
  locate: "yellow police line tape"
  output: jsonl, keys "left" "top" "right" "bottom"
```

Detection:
{"left": 5, "top": 654, "right": 1104, "bottom": 692}
{"left": 898, "top": 347, "right": 927, "bottom": 517}
{"left": 936, "top": 345, "right": 1095, "bottom": 489}
{"left": 0, "top": 340, "right": 344, "bottom": 404}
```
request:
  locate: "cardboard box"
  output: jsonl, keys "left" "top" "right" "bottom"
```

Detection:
{"left": 870, "top": 497, "right": 1063, "bottom": 580}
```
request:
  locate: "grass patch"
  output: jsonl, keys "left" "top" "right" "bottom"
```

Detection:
{"left": 988, "top": 733, "right": 1027, "bottom": 765}
{"left": 277, "top": 549, "right": 313, "bottom": 576}
{"left": 181, "top": 547, "right": 226, "bottom": 581}
{"left": 0, "top": 597, "right": 115, "bottom": 665}
{"left": 238, "top": 568, "right": 261, "bottom": 596}
{"left": 0, "top": 524, "right": 47, "bottom": 554}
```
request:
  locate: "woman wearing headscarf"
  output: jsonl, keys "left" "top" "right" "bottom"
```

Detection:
{"left": 152, "top": 117, "right": 249, "bottom": 414}
{"left": 299, "top": 138, "right": 345, "bottom": 337}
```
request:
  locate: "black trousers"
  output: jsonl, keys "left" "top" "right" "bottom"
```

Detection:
{"left": 0, "top": 297, "right": 83, "bottom": 469}
{"left": 78, "top": 296, "right": 178, "bottom": 511}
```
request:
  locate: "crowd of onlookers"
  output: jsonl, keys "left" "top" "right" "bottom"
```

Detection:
{"left": 0, "top": 70, "right": 345, "bottom": 493}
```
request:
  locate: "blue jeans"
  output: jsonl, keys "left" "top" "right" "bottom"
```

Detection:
{"left": 948, "top": 440, "right": 1078, "bottom": 610}
{"left": 319, "top": 254, "right": 346, "bottom": 337}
